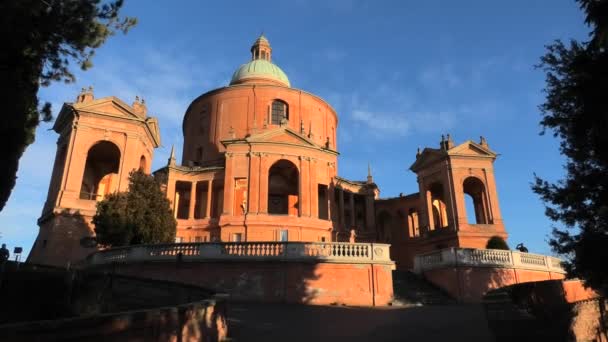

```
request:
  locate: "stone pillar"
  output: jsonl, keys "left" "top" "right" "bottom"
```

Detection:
{"left": 339, "top": 189, "right": 345, "bottom": 227}
{"left": 222, "top": 153, "right": 234, "bottom": 215}
{"left": 425, "top": 188, "right": 435, "bottom": 230}
{"left": 188, "top": 181, "right": 196, "bottom": 219}
{"left": 310, "top": 158, "right": 318, "bottom": 218}
{"left": 258, "top": 154, "right": 269, "bottom": 214}
{"left": 173, "top": 191, "right": 180, "bottom": 218}
{"left": 248, "top": 153, "right": 260, "bottom": 214}
{"left": 206, "top": 179, "right": 213, "bottom": 218}
{"left": 349, "top": 191, "right": 355, "bottom": 228}
{"left": 299, "top": 156, "right": 310, "bottom": 217}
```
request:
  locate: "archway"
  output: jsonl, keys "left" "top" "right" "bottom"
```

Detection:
{"left": 429, "top": 183, "right": 448, "bottom": 229}
{"left": 463, "top": 177, "right": 489, "bottom": 224}
{"left": 268, "top": 159, "right": 299, "bottom": 215}
{"left": 80, "top": 141, "right": 121, "bottom": 200}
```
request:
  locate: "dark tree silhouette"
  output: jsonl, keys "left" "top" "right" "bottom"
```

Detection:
{"left": 94, "top": 170, "right": 176, "bottom": 247}
{"left": 533, "top": 0, "right": 608, "bottom": 295}
{"left": 0, "top": 0, "right": 137, "bottom": 211}
{"left": 486, "top": 236, "right": 509, "bottom": 250}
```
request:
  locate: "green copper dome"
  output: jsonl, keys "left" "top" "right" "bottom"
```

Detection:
{"left": 230, "top": 59, "right": 290, "bottom": 87}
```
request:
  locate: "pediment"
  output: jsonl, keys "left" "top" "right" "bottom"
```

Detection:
{"left": 246, "top": 127, "right": 318, "bottom": 147}
{"left": 73, "top": 96, "right": 143, "bottom": 120}
{"left": 448, "top": 141, "right": 497, "bottom": 158}
{"left": 409, "top": 148, "right": 445, "bottom": 172}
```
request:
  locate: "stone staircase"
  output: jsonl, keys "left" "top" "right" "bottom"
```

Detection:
{"left": 391, "top": 270, "right": 455, "bottom": 305}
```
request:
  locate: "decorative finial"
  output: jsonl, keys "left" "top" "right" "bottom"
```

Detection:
{"left": 135, "top": 95, "right": 140, "bottom": 102}
{"left": 416, "top": 147, "right": 421, "bottom": 157}
{"left": 367, "top": 162, "right": 373, "bottom": 184}
{"left": 168, "top": 145, "right": 176, "bottom": 166}
{"left": 480, "top": 135, "right": 488, "bottom": 146}
{"left": 446, "top": 133, "right": 454, "bottom": 149}
{"left": 88, "top": 86, "right": 93, "bottom": 92}
{"left": 141, "top": 97, "right": 145, "bottom": 104}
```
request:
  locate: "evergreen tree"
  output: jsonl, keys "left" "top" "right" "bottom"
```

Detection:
{"left": 94, "top": 170, "right": 176, "bottom": 247}
{"left": 533, "top": 0, "right": 608, "bottom": 295}
{"left": 0, "top": 0, "right": 136, "bottom": 211}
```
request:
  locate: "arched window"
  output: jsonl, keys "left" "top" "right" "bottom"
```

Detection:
{"left": 463, "top": 177, "right": 489, "bottom": 224}
{"left": 80, "top": 141, "right": 121, "bottom": 200}
{"left": 139, "top": 155, "right": 147, "bottom": 172}
{"left": 268, "top": 160, "right": 299, "bottom": 215}
{"left": 271, "top": 100, "right": 288, "bottom": 125}
{"left": 429, "top": 183, "right": 448, "bottom": 229}
{"left": 408, "top": 208, "right": 420, "bottom": 237}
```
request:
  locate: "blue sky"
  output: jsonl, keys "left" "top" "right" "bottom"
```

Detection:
{"left": 0, "top": 0, "right": 590, "bottom": 257}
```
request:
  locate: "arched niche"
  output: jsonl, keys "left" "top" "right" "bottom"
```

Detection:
{"left": 79, "top": 141, "right": 121, "bottom": 200}
{"left": 268, "top": 159, "right": 299, "bottom": 215}
{"left": 463, "top": 177, "right": 489, "bottom": 224}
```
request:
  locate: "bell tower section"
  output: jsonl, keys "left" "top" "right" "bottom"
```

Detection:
{"left": 28, "top": 87, "right": 161, "bottom": 266}
{"left": 409, "top": 135, "right": 507, "bottom": 250}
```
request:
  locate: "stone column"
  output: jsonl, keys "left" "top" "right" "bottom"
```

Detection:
{"left": 206, "top": 179, "right": 213, "bottom": 218}
{"left": 258, "top": 154, "right": 269, "bottom": 214}
{"left": 349, "top": 191, "right": 355, "bottom": 228}
{"left": 222, "top": 153, "right": 234, "bottom": 215}
{"left": 173, "top": 191, "right": 180, "bottom": 218}
{"left": 425, "top": 188, "right": 435, "bottom": 230}
{"left": 310, "top": 158, "right": 318, "bottom": 218}
{"left": 248, "top": 153, "right": 260, "bottom": 214}
{"left": 188, "top": 181, "right": 197, "bottom": 219}
{"left": 299, "top": 156, "right": 310, "bottom": 217}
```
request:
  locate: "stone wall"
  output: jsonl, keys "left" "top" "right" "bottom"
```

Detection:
{"left": 86, "top": 242, "right": 395, "bottom": 306}
{"left": 414, "top": 247, "right": 567, "bottom": 302}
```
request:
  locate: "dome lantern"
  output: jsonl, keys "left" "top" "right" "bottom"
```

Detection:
{"left": 251, "top": 34, "right": 272, "bottom": 62}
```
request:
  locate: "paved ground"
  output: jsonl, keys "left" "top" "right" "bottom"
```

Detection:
{"left": 227, "top": 302, "right": 495, "bottom": 342}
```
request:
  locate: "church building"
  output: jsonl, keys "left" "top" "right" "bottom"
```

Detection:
{"left": 28, "top": 35, "right": 507, "bottom": 270}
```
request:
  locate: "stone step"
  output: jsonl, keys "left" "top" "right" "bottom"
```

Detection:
{"left": 391, "top": 270, "right": 455, "bottom": 305}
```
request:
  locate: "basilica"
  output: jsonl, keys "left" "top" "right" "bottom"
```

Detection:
{"left": 28, "top": 35, "right": 508, "bottom": 270}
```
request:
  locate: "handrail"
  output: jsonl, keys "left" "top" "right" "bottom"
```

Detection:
{"left": 413, "top": 247, "right": 566, "bottom": 274}
{"left": 86, "top": 241, "right": 393, "bottom": 265}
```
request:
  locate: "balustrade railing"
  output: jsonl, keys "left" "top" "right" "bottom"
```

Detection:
{"left": 86, "top": 241, "right": 392, "bottom": 265}
{"left": 413, "top": 247, "right": 566, "bottom": 274}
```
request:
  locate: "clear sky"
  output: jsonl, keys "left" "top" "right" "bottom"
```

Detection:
{"left": 0, "top": 0, "right": 590, "bottom": 258}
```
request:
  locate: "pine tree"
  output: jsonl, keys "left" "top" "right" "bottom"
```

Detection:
{"left": 533, "top": 0, "right": 608, "bottom": 295}
{"left": 94, "top": 170, "right": 176, "bottom": 247}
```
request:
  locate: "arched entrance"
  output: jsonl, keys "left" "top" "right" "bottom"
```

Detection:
{"left": 463, "top": 177, "right": 489, "bottom": 224}
{"left": 79, "top": 141, "right": 121, "bottom": 200}
{"left": 268, "top": 160, "right": 299, "bottom": 215}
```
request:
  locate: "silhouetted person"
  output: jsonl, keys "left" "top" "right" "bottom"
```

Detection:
{"left": 0, "top": 244, "right": 9, "bottom": 263}
{"left": 515, "top": 243, "right": 529, "bottom": 253}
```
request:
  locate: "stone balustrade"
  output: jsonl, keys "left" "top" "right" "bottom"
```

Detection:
{"left": 87, "top": 241, "right": 393, "bottom": 266}
{"left": 413, "top": 247, "right": 566, "bottom": 274}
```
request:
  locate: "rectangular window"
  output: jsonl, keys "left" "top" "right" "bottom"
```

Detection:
{"left": 232, "top": 233, "right": 242, "bottom": 242}
{"left": 279, "top": 229, "right": 289, "bottom": 242}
